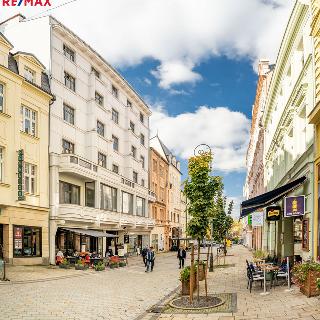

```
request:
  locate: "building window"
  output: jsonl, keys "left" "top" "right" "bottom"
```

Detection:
{"left": 95, "top": 91, "right": 104, "bottom": 106}
{"left": 64, "top": 72, "right": 76, "bottom": 91}
{"left": 59, "top": 181, "right": 80, "bottom": 205}
{"left": 136, "top": 197, "right": 146, "bottom": 217}
{"left": 112, "top": 85, "right": 118, "bottom": 98}
{"left": 112, "top": 135, "right": 119, "bottom": 151}
{"left": 133, "top": 171, "right": 138, "bottom": 183}
{"left": 85, "top": 182, "right": 95, "bottom": 208}
{"left": 141, "top": 179, "right": 145, "bottom": 187}
{"left": 0, "top": 83, "right": 4, "bottom": 112}
{"left": 122, "top": 191, "right": 133, "bottom": 214}
{"left": 112, "top": 109, "right": 119, "bottom": 124}
{"left": 98, "top": 152, "right": 107, "bottom": 168}
{"left": 91, "top": 67, "right": 100, "bottom": 78}
{"left": 62, "top": 139, "right": 74, "bottom": 154}
{"left": 140, "top": 112, "right": 144, "bottom": 123}
{"left": 24, "top": 163, "right": 36, "bottom": 194}
{"left": 21, "top": 106, "right": 37, "bottom": 136}
{"left": 63, "top": 44, "right": 75, "bottom": 62}
{"left": 63, "top": 104, "right": 74, "bottom": 125}
{"left": 24, "top": 67, "right": 35, "bottom": 83}
{"left": 13, "top": 226, "right": 42, "bottom": 257}
{"left": 0, "top": 147, "right": 3, "bottom": 182}
{"left": 127, "top": 99, "right": 132, "bottom": 108}
{"left": 112, "top": 164, "right": 119, "bottom": 174}
{"left": 129, "top": 121, "right": 135, "bottom": 133}
{"left": 97, "top": 121, "right": 105, "bottom": 137}
{"left": 140, "top": 133, "right": 145, "bottom": 146}
{"left": 100, "top": 184, "right": 117, "bottom": 211}
{"left": 140, "top": 155, "right": 145, "bottom": 169}
{"left": 131, "top": 146, "right": 136, "bottom": 158}
{"left": 153, "top": 159, "right": 157, "bottom": 172}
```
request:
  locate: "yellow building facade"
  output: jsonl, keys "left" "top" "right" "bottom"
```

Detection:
{"left": 0, "top": 33, "right": 52, "bottom": 265}
{"left": 309, "top": 0, "right": 320, "bottom": 261}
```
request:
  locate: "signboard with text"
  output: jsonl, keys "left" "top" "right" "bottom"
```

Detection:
{"left": 284, "top": 195, "right": 305, "bottom": 218}
{"left": 17, "top": 149, "right": 25, "bottom": 201}
{"left": 252, "top": 211, "right": 264, "bottom": 227}
{"left": 266, "top": 206, "right": 281, "bottom": 221}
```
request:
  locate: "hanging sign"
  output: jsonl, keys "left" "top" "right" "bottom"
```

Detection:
{"left": 252, "top": 210, "right": 264, "bottom": 227}
{"left": 17, "top": 149, "right": 25, "bottom": 201}
{"left": 284, "top": 195, "right": 305, "bottom": 218}
{"left": 266, "top": 206, "right": 281, "bottom": 221}
{"left": 124, "top": 235, "right": 129, "bottom": 244}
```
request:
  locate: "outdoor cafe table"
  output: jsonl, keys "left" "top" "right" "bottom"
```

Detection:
{"left": 259, "top": 264, "right": 279, "bottom": 295}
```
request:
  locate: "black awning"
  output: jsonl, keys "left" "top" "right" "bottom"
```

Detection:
{"left": 240, "top": 176, "right": 306, "bottom": 218}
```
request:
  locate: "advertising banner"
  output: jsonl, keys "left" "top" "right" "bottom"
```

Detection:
{"left": 252, "top": 210, "right": 264, "bottom": 227}
{"left": 284, "top": 195, "right": 305, "bottom": 218}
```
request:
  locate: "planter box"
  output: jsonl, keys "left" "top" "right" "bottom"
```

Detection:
{"left": 300, "top": 271, "right": 320, "bottom": 298}
{"left": 59, "top": 264, "right": 70, "bottom": 269}
{"left": 181, "top": 279, "right": 197, "bottom": 295}
{"left": 110, "top": 264, "right": 119, "bottom": 269}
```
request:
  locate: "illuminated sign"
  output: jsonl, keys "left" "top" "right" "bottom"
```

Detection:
{"left": 266, "top": 206, "right": 281, "bottom": 221}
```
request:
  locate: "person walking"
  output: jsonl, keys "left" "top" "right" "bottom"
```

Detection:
{"left": 177, "top": 246, "right": 186, "bottom": 269}
{"left": 145, "top": 247, "right": 155, "bottom": 272}
{"left": 141, "top": 247, "right": 147, "bottom": 267}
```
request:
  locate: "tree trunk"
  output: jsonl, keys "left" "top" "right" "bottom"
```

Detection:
{"left": 204, "top": 244, "right": 210, "bottom": 300}
{"left": 189, "top": 244, "right": 194, "bottom": 304}
{"left": 197, "top": 239, "right": 200, "bottom": 302}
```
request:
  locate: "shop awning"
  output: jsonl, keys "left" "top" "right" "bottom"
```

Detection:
{"left": 61, "top": 228, "right": 118, "bottom": 238}
{"left": 240, "top": 176, "right": 306, "bottom": 218}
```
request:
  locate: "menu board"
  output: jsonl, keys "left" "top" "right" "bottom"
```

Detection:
{"left": 302, "top": 218, "right": 309, "bottom": 250}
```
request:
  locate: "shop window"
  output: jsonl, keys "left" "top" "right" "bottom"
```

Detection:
{"left": 59, "top": 181, "right": 80, "bottom": 205}
{"left": 13, "top": 226, "right": 42, "bottom": 257}
{"left": 294, "top": 219, "right": 302, "bottom": 244}
{"left": 100, "top": 184, "right": 117, "bottom": 211}
{"left": 21, "top": 106, "right": 37, "bottom": 136}
{"left": 85, "top": 182, "right": 95, "bottom": 208}
{"left": 122, "top": 191, "right": 133, "bottom": 214}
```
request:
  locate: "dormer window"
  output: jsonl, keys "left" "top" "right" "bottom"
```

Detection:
{"left": 24, "top": 67, "right": 35, "bottom": 83}
{"left": 63, "top": 44, "right": 75, "bottom": 62}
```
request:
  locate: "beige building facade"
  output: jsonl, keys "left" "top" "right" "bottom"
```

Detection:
{"left": 0, "top": 33, "right": 52, "bottom": 265}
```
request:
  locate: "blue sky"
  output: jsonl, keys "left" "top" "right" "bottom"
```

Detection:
{"left": 120, "top": 56, "right": 257, "bottom": 207}
{"left": 1, "top": 0, "right": 295, "bottom": 216}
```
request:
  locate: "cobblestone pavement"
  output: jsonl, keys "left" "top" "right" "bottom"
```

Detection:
{"left": 151, "top": 246, "right": 320, "bottom": 320}
{"left": 0, "top": 252, "right": 180, "bottom": 320}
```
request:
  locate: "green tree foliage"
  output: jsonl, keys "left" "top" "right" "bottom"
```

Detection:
{"left": 184, "top": 152, "right": 222, "bottom": 241}
{"left": 211, "top": 192, "right": 234, "bottom": 244}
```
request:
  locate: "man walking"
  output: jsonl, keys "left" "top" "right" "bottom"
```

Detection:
{"left": 177, "top": 246, "right": 186, "bottom": 269}
{"left": 141, "top": 247, "right": 147, "bottom": 267}
{"left": 145, "top": 246, "right": 155, "bottom": 272}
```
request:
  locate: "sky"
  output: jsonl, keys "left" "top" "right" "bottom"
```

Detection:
{"left": 1, "top": 0, "right": 296, "bottom": 217}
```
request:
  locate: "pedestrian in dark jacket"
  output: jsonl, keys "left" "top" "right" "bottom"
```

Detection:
{"left": 177, "top": 246, "right": 186, "bottom": 269}
{"left": 141, "top": 247, "right": 147, "bottom": 266}
{"left": 145, "top": 247, "right": 155, "bottom": 272}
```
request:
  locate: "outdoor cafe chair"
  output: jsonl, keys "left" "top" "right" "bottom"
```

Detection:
{"left": 247, "top": 266, "right": 264, "bottom": 293}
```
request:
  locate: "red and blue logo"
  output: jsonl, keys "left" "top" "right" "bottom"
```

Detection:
{"left": 2, "top": 0, "right": 51, "bottom": 6}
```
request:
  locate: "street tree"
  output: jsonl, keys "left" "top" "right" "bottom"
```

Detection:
{"left": 184, "top": 152, "right": 222, "bottom": 302}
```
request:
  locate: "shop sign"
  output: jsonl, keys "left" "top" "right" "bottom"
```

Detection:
{"left": 124, "top": 235, "right": 129, "bottom": 244}
{"left": 266, "top": 206, "right": 281, "bottom": 221}
{"left": 17, "top": 149, "right": 25, "bottom": 201}
{"left": 247, "top": 214, "right": 252, "bottom": 226}
{"left": 252, "top": 211, "right": 264, "bottom": 227}
{"left": 284, "top": 195, "right": 305, "bottom": 218}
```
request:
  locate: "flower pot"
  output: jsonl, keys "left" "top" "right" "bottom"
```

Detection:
{"left": 300, "top": 270, "right": 320, "bottom": 298}
{"left": 181, "top": 280, "right": 197, "bottom": 295}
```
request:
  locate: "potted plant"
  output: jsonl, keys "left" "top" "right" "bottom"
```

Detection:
{"left": 119, "top": 261, "right": 126, "bottom": 267}
{"left": 94, "top": 261, "right": 105, "bottom": 271}
{"left": 180, "top": 266, "right": 197, "bottom": 295}
{"left": 252, "top": 250, "right": 267, "bottom": 261}
{"left": 109, "top": 261, "right": 119, "bottom": 269}
{"left": 292, "top": 261, "right": 320, "bottom": 297}
{"left": 59, "top": 258, "right": 70, "bottom": 269}
{"left": 195, "top": 261, "right": 206, "bottom": 281}
{"left": 75, "top": 259, "right": 88, "bottom": 270}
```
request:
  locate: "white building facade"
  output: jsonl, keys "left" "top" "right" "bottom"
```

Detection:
{"left": 3, "top": 16, "right": 155, "bottom": 263}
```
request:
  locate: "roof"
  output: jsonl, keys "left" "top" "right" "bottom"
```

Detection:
{"left": 13, "top": 51, "right": 46, "bottom": 69}
{"left": 7, "top": 53, "right": 51, "bottom": 95}
{"left": 0, "top": 32, "right": 13, "bottom": 49}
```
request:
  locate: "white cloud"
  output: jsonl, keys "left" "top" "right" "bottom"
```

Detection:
{"left": 1, "top": 0, "right": 294, "bottom": 89}
{"left": 150, "top": 104, "right": 250, "bottom": 172}
{"left": 143, "top": 78, "right": 152, "bottom": 86}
